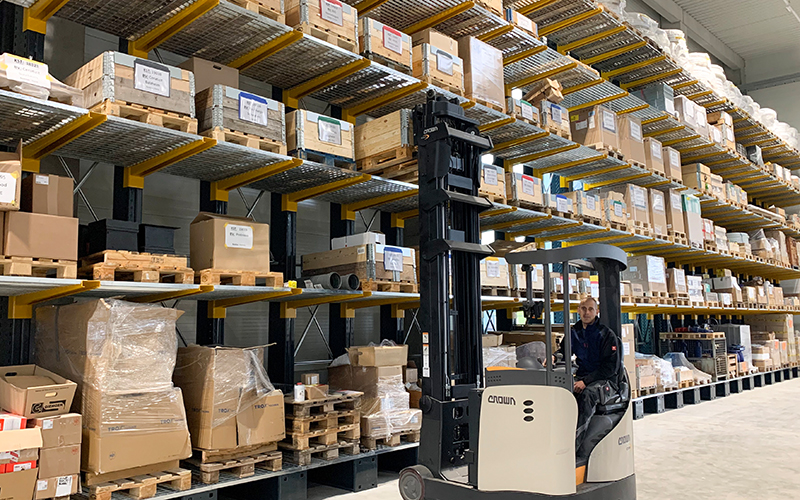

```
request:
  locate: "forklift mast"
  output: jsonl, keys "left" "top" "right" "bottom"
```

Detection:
{"left": 413, "top": 92, "right": 494, "bottom": 477}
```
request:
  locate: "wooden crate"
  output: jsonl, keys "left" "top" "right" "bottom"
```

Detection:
{"left": 302, "top": 244, "right": 417, "bottom": 285}
{"left": 412, "top": 43, "right": 464, "bottom": 94}
{"left": 359, "top": 18, "right": 412, "bottom": 73}
{"left": 287, "top": 110, "right": 354, "bottom": 161}
{"left": 285, "top": 0, "right": 358, "bottom": 52}
{"left": 507, "top": 97, "right": 539, "bottom": 126}
{"left": 227, "top": 0, "right": 284, "bottom": 22}
{"left": 480, "top": 164, "right": 505, "bottom": 201}
{"left": 355, "top": 109, "right": 413, "bottom": 162}
{"left": 196, "top": 85, "right": 285, "bottom": 152}
{"left": 506, "top": 172, "right": 543, "bottom": 208}
{"left": 505, "top": 9, "right": 538, "bottom": 37}
{"left": 64, "top": 51, "right": 195, "bottom": 117}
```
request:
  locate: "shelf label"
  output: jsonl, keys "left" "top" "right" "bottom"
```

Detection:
{"left": 575, "top": 119, "right": 588, "bottom": 131}
{"left": 671, "top": 192, "right": 682, "bottom": 211}
{"left": 630, "top": 120, "right": 642, "bottom": 142}
{"left": 383, "top": 246, "right": 403, "bottom": 271}
{"left": 224, "top": 223, "right": 253, "bottom": 249}
{"left": 520, "top": 100, "right": 535, "bottom": 121}
{"left": 318, "top": 116, "right": 342, "bottom": 145}
{"left": 35, "top": 174, "right": 49, "bottom": 185}
{"left": 37, "top": 481, "right": 48, "bottom": 492}
{"left": 601, "top": 109, "right": 616, "bottom": 132}
{"left": 382, "top": 26, "right": 404, "bottom": 55}
{"left": 0, "top": 172, "right": 18, "bottom": 205}
{"left": 134, "top": 60, "right": 170, "bottom": 97}
{"left": 650, "top": 140, "right": 662, "bottom": 159}
{"left": 56, "top": 476, "right": 73, "bottom": 497}
{"left": 516, "top": 14, "right": 534, "bottom": 34}
{"left": 623, "top": 342, "right": 630, "bottom": 356}
{"left": 632, "top": 186, "right": 647, "bottom": 210}
{"left": 652, "top": 192, "right": 665, "bottom": 212}
{"left": 669, "top": 149, "right": 680, "bottom": 168}
{"left": 556, "top": 195, "right": 569, "bottom": 213}
{"left": 436, "top": 50, "right": 454, "bottom": 76}
{"left": 647, "top": 257, "right": 666, "bottom": 284}
{"left": 2, "top": 54, "right": 50, "bottom": 89}
{"left": 239, "top": 92, "right": 269, "bottom": 127}
{"left": 320, "top": 0, "right": 344, "bottom": 26}
{"left": 521, "top": 175, "right": 535, "bottom": 196}
{"left": 725, "top": 125, "right": 734, "bottom": 142}
{"left": 586, "top": 194, "right": 596, "bottom": 211}
{"left": 665, "top": 97, "right": 675, "bottom": 115}
{"left": 550, "top": 105, "right": 562, "bottom": 125}
{"left": 483, "top": 166, "right": 498, "bottom": 186}
{"left": 486, "top": 258, "right": 500, "bottom": 278}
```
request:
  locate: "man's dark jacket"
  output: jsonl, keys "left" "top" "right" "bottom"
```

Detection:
{"left": 559, "top": 318, "right": 623, "bottom": 386}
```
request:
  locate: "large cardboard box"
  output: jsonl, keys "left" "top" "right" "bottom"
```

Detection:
{"left": 663, "top": 147, "right": 682, "bottom": 181}
{"left": 505, "top": 9, "right": 538, "bottom": 37}
{"left": 683, "top": 195, "right": 703, "bottom": 249}
{"left": 28, "top": 413, "right": 81, "bottom": 448}
{"left": 328, "top": 365, "right": 403, "bottom": 398}
{"left": 506, "top": 98, "right": 539, "bottom": 126}
{"left": 617, "top": 114, "right": 646, "bottom": 165}
{"left": 411, "top": 29, "right": 458, "bottom": 56}
{"left": 458, "top": 37, "right": 505, "bottom": 112}
{"left": 541, "top": 101, "right": 570, "bottom": 138}
{"left": 569, "top": 105, "right": 618, "bottom": 149}
{"left": 481, "top": 256, "right": 509, "bottom": 288}
{"left": 287, "top": 110, "right": 354, "bottom": 160}
{"left": 4, "top": 212, "right": 79, "bottom": 261}
{"left": 622, "top": 184, "right": 650, "bottom": 225}
{"left": 603, "top": 191, "right": 626, "bottom": 225}
{"left": 0, "top": 428, "right": 41, "bottom": 500}
{"left": 21, "top": 174, "right": 72, "bottom": 216}
{"left": 620, "top": 324, "right": 635, "bottom": 388}
{"left": 412, "top": 43, "right": 464, "bottom": 92}
{"left": 178, "top": 57, "right": 238, "bottom": 93}
{"left": 190, "top": 213, "right": 270, "bottom": 272}
{"left": 0, "top": 365, "right": 76, "bottom": 418}
{"left": 566, "top": 191, "right": 602, "bottom": 220}
{"left": 506, "top": 172, "right": 543, "bottom": 207}
{"left": 480, "top": 165, "right": 505, "bottom": 198}
{"left": 666, "top": 189, "right": 685, "bottom": 234}
{"left": 35, "top": 474, "right": 80, "bottom": 500}
{"left": 347, "top": 345, "right": 408, "bottom": 367}
{"left": 643, "top": 138, "right": 665, "bottom": 175}
{"left": 0, "top": 145, "right": 22, "bottom": 212}
{"left": 173, "top": 345, "right": 285, "bottom": 450}
{"left": 650, "top": 189, "right": 667, "bottom": 237}
{"left": 621, "top": 255, "right": 667, "bottom": 293}
{"left": 38, "top": 444, "right": 80, "bottom": 478}
{"left": 302, "top": 244, "right": 416, "bottom": 284}
{"left": 331, "top": 232, "right": 385, "bottom": 250}
{"left": 666, "top": 268, "right": 687, "bottom": 294}
{"left": 359, "top": 18, "right": 413, "bottom": 71}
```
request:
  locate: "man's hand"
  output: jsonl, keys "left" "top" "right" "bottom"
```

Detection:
{"left": 573, "top": 380, "right": 586, "bottom": 393}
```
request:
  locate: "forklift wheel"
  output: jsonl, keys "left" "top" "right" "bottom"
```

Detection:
{"left": 399, "top": 465, "right": 433, "bottom": 500}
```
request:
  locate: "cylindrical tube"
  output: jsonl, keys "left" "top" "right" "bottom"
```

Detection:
{"left": 341, "top": 274, "right": 360, "bottom": 290}
{"left": 308, "top": 272, "right": 341, "bottom": 289}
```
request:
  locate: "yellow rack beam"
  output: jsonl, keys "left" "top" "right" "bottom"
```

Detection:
{"left": 582, "top": 40, "right": 646, "bottom": 66}
{"left": 493, "top": 131, "right": 550, "bottom": 152}
{"left": 641, "top": 114, "right": 670, "bottom": 126}
{"left": 558, "top": 25, "right": 626, "bottom": 54}
{"left": 282, "top": 174, "right": 371, "bottom": 212}
{"left": 22, "top": 112, "right": 107, "bottom": 172}
{"left": 534, "top": 154, "right": 606, "bottom": 176}
{"left": 404, "top": 1, "right": 475, "bottom": 34}
{"left": 389, "top": 209, "right": 419, "bottom": 228}
{"left": 124, "top": 137, "right": 216, "bottom": 189}
{"left": 128, "top": 0, "right": 219, "bottom": 58}
{"left": 230, "top": 31, "right": 304, "bottom": 71}
{"left": 504, "top": 45, "right": 548, "bottom": 66}
{"left": 345, "top": 296, "right": 416, "bottom": 314}
{"left": 210, "top": 289, "right": 301, "bottom": 319}
{"left": 9, "top": 280, "right": 100, "bottom": 319}
{"left": 672, "top": 79, "right": 699, "bottom": 90}
{"left": 644, "top": 125, "right": 684, "bottom": 138}
{"left": 285, "top": 291, "right": 372, "bottom": 311}
{"left": 510, "top": 143, "right": 581, "bottom": 165}
{"left": 542, "top": 227, "right": 607, "bottom": 243}
{"left": 23, "top": 0, "right": 70, "bottom": 33}
{"left": 519, "top": 0, "right": 558, "bottom": 15}
{"left": 563, "top": 233, "right": 633, "bottom": 247}
{"left": 567, "top": 90, "right": 627, "bottom": 112}
{"left": 341, "top": 190, "right": 417, "bottom": 220}
{"left": 344, "top": 81, "right": 428, "bottom": 122}
{"left": 483, "top": 215, "right": 550, "bottom": 232}
{"left": 209, "top": 158, "right": 303, "bottom": 202}
{"left": 483, "top": 299, "right": 521, "bottom": 311}
{"left": 127, "top": 285, "right": 215, "bottom": 304}
{"left": 480, "top": 116, "right": 516, "bottom": 133}
{"left": 702, "top": 99, "right": 727, "bottom": 108}
{"left": 284, "top": 59, "right": 370, "bottom": 108}
{"left": 508, "top": 221, "right": 582, "bottom": 239}
{"left": 539, "top": 6, "right": 602, "bottom": 37}
{"left": 354, "top": 0, "right": 391, "bottom": 15}
{"left": 480, "top": 207, "right": 517, "bottom": 219}
{"left": 620, "top": 68, "right": 683, "bottom": 91}
{"left": 478, "top": 24, "right": 515, "bottom": 42}
{"left": 687, "top": 90, "right": 714, "bottom": 100}
{"left": 562, "top": 78, "right": 604, "bottom": 96}
{"left": 506, "top": 61, "right": 578, "bottom": 94}
{"left": 602, "top": 55, "right": 667, "bottom": 80}
{"left": 584, "top": 172, "right": 649, "bottom": 189}
{"left": 618, "top": 103, "right": 649, "bottom": 115}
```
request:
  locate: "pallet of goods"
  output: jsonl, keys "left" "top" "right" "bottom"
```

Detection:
{"left": 570, "top": 104, "right": 620, "bottom": 157}
{"left": 480, "top": 257, "right": 512, "bottom": 296}
{"left": 285, "top": 0, "right": 358, "bottom": 52}
{"left": 228, "top": 0, "right": 284, "bottom": 22}
{"left": 458, "top": 36, "right": 505, "bottom": 112}
{"left": 412, "top": 30, "right": 464, "bottom": 95}
{"left": 173, "top": 345, "right": 285, "bottom": 484}
{"left": 196, "top": 85, "right": 287, "bottom": 154}
{"left": 287, "top": 110, "right": 355, "bottom": 168}
{"left": 540, "top": 100, "right": 571, "bottom": 139}
{"left": 354, "top": 109, "right": 416, "bottom": 181}
{"left": 506, "top": 98, "right": 540, "bottom": 126}
{"left": 479, "top": 164, "right": 506, "bottom": 204}
{"left": 359, "top": 18, "right": 412, "bottom": 74}
{"left": 79, "top": 250, "right": 194, "bottom": 283}
{"left": 506, "top": 172, "right": 543, "bottom": 210}
{"left": 64, "top": 52, "right": 197, "bottom": 133}
{"left": 0, "top": 52, "right": 83, "bottom": 106}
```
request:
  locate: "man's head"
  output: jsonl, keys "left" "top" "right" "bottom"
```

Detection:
{"left": 578, "top": 297, "right": 598, "bottom": 326}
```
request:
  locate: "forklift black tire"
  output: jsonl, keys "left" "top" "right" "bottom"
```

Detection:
{"left": 399, "top": 465, "right": 434, "bottom": 500}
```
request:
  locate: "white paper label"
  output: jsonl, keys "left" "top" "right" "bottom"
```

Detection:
{"left": 669, "top": 149, "right": 680, "bottom": 168}
{"left": 320, "top": 0, "right": 344, "bottom": 26}
{"left": 436, "top": 51, "right": 454, "bottom": 76}
{"left": 383, "top": 247, "right": 403, "bottom": 272}
{"left": 602, "top": 110, "right": 616, "bottom": 132}
{"left": 556, "top": 195, "right": 568, "bottom": 213}
{"left": 0, "top": 452, "right": 11, "bottom": 460}
{"left": 517, "top": 14, "right": 533, "bottom": 33}
{"left": 613, "top": 201, "right": 623, "bottom": 217}
{"left": 575, "top": 120, "right": 588, "bottom": 131}
{"left": 484, "top": 166, "right": 498, "bottom": 186}
{"left": 623, "top": 342, "right": 631, "bottom": 356}
{"left": 521, "top": 100, "right": 534, "bottom": 120}
{"left": 37, "top": 481, "right": 48, "bottom": 491}
{"left": 43, "top": 419, "right": 54, "bottom": 430}
{"left": 722, "top": 294, "right": 732, "bottom": 306}
{"left": 651, "top": 140, "right": 662, "bottom": 159}
{"left": 34, "top": 174, "right": 49, "bottom": 186}
{"left": 633, "top": 187, "right": 647, "bottom": 209}
{"left": 551, "top": 105, "right": 562, "bottom": 125}
{"left": 134, "top": 61, "right": 170, "bottom": 97}
{"left": 653, "top": 192, "right": 665, "bottom": 212}
{"left": 239, "top": 93, "right": 269, "bottom": 127}
{"left": 712, "top": 127, "right": 722, "bottom": 143}
{"left": 521, "top": 175, "right": 535, "bottom": 196}
{"left": 318, "top": 117, "right": 342, "bottom": 145}
{"left": 11, "top": 462, "right": 32, "bottom": 471}
{"left": 382, "top": 26, "right": 403, "bottom": 55}
{"left": 647, "top": 257, "right": 666, "bottom": 284}
{"left": 631, "top": 121, "right": 642, "bottom": 142}
{"left": 0, "top": 172, "right": 17, "bottom": 204}
{"left": 2, "top": 54, "right": 50, "bottom": 89}
{"left": 671, "top": 192, "right": 682, "bottom": 210}
{"left": 225, "top": 224, "right": 253, "bottom": 249}
{"left": 586, "top": 195, "right": 596, "bottom": 211}
{"left": 587, "top": 114, "right": 595, "bottom": 129}
{"left": 56, "top": 476, "right": 73, "bottom": 497}
{"left": 726, "top": 126, "right": 734, "bottom": 142}
{"left": 486, "top": 258, "right": 500, "bottom": 278}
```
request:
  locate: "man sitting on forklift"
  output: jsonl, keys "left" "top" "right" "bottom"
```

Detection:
{"left": 559, "top": 296, "right": 624, "bottom": 453}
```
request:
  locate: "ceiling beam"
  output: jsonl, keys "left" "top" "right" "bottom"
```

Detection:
{"left": 739, "top": 72, "right": 800, "bottom": 94}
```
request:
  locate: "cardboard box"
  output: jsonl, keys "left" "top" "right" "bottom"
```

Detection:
{"left": 412, "top": 43, "right": 463, "bottom": 91}
{"left": 178, "top": 57, "right": 238, "bottom": 93}
{"left": 305, "top": 384, "right": 328, "bottom": 400}
{"left": 603, "top": 191, "right": 626, "bottom": 225}
{"left": 622, "top": 184, "right": 650, "bottom": 225}
{"left": 667, "top": 268, "right": 687, "bottom": 294}
{"left": 620, "top": 324, "right": 635, "bottom": 385}
{"left": 510, "top": 263, "right": 544, "bottom": 293}
{"left": 546, "top": 193, "right": 573, "bottom": 214}
{"left": 506, "top": 172, "right": 542, "bottom": 207}
{"left": 618, "top": 114, "right": 646, "bottom": 165}
{"left": 38, "top": 444, "right": 80, "bottom": 478}
{"left": 0, "top": 468, "right": 38, "bottom": 500}
{"left": 173, "top": 345, "right": 285, "bottom": 450}
{"left": 328, "top": 365, "right": 404, "bottom": 398}
{"left": 4, "top": 212, "right": 78, "bottom": 261}
{"left": 404, "top": 368, "right": 418, "bottom": 384}
{"left": 566, "top": 191, "right": 602, "bottom": 219}
{"left": 285, "top": 0, "right": 357, "bottom": 46}
{"left": 683, "top": 195, "right": 703, "bottom": 249}
{"left": 411, "top": 29, "right": 458, "bottom": 56}
{"left": 331, "top": 232, "right": 385, "bottom": 249}
{"left": 663, "top": 147, "right": 681, "bottom": 181}
{"left": 458, "top": 37, "right": 505, "bottom": 112}
{"left": 482, "top": 333, "right": 503, "bottom": 348}
{"left": 632, "top": 82, "right": 674, "bottom": 116}
{"left": 287, "top": 110, "right": 354, "bottom": 160}
{"left": 0, "top": 427, "right": 41, "bottom": 499}
{"left": 621, "top": 255, "right": 667, "bottom": 293}
{"left": 666, "top": 189, "right": 684, "bottom": 234}
{"left": 504, "top": 8, "right": 538, "bottom": 36}
{"left": 0, "top": 366, "right": 76, "bottom": 419}
{"left": 524, "top": 78, "right": 563, "bottom": 106}
{"left": 480, "top": 165, "right": 505, "bottom": 198}
{"left": 348, "top": 345, "right": 408, "bottom": 367}
{"left": 0, "top": 412, "right": 26, "bottom": 431}
{"left": 359, "top": 18, "right": 412, "bottom": 70}
{"left": 35, "top": 474, "right": 79, "bottom": 500}
{"left": 644, "top": 138, "right": 665, "bottom": 175}
{"left": 301, "top": 373, "right": 320, "bottom": 385}
{"left": 27, "top": 414, "right": 81, "bottom": 449}
{"left": 650, "top": 189, "right": 667, "bottom": 237}
{"left": 541, "top": 101, "right": 570, "bottom": 138}
{"left": 190, "top": 213, "right": 270, "bottom": 272}
{"left": 674, "top": 95, "right": 698, "bottom": 131}
{"left": 506, "top": 98, "right": 539, "bottom": 125}
{"left": 21, "top": 174, "right": 72, "bottom": 217}
{"left": 569, "top": 105, "right": 618, "bottom": 149}
{"left": 702, "top": 218, "right": 715, "bottom": 242}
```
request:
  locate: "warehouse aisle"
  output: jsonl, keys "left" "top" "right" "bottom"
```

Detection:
{"left": 307, "top": 379, "right": 800, "bottom": 500}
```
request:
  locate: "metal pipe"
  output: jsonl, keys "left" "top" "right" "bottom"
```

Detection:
{"left": 340, "top": 273, "right": 360, "bottom": 290}
{"left": 307, "top": 272, "right": 341, "bottom": 290}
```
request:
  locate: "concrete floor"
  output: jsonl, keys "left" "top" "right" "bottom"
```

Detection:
{"left": 308, "top": 378, "right": 800, "bottom": 500}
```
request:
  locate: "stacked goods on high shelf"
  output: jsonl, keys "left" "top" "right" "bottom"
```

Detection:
{"left": 649, "top": 189, "right": 668, "bottom": 240}
{"left": 179, "top": 57, "right": 239, "bottom": 94}
{"left": 540, "top": 100, "right": 571, "bottom": 139}
{"left": 302, "top": 232, "right": 417, "bottom": 292}
{"left": 663, "top": 146, "right": 683, "bottom": 184}
{"left": 412, "top": 30, "right": 464, "bottom": 94}
{"left": 707, "top": 111, "right": 736, "bottom": 153}
{"left": 643, "top": 137, "right": 664, "bottom": 176}
{"left": 172, "top": 346, "right": 284, "bottom": 484}
{"left": 225, "top": 0, "right": 284, "bottom": 22}
{"left": 566, "top": 191, "right": 603, "bottom": 225}
{"left": 596, "top": 184, "right": 651, "bottom": 236}
{"left": 569, "top": 105, "right": 618, "bottom": 155}
{"left": 34, "top": 300, "right": 193, "bottom": 490}
{"left": 504, "top": 8, "right": 539, "bottom": 37}
{"left": 602, "top": 190, "right": 627, "bottom": 230}
{"left": 524, "top": 79, "right": 563, "bottom": 108}
{"left": 545, "top": 191, "right": 573, "bottom": 216}
{"left": 716, "top": 324, "right": 754, "bottom": 375}
{"left": 285, "top": 0, "right": 358, "bottom": 52}
{"left": 354, "top": 109, "right": 415, "bottom": 180}
{"left": 617, "top": 114, "right": 646, "bottom": 169}
{"left": 287, "top": 110, "right": 355, "bottom": 167}
{"left": 479, "top": 164, "right": 506, "bottom": 203}
{"left": 328, "top": 344, "right": 421, "bottom": 450}
{"left": 196, "top": 84, "right": 287, "bottom": 154}
{"left": 64, "top": 52, "right": 198, "bottom": 133}
{"left": 620, "top": 255, "right": 667, "bottom": 303}
{"left": 506, "top": 97, "right": 540, "bottom": 126}
{"left": 458, "top": 37, "right": 505, "bottom": 112}
{"left": 506, "top": 172, "right": 543, "bottom": 209}
{"left": 359, "top": 18, "right": 412, "bottom": 74}
{"left": 480, "top": 256, "right": 510, "bottom": 296}
{"left": 665, "top": 190, "right": 686, "bottom": 242}
{"left": 0, "top": 53, "right": 83, "bottom": 106}
{"left": 190, "top": 213, "right": 282, "bottom": 286}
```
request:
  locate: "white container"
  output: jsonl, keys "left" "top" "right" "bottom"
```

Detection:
{"left": 294, "top": 383, "right": 306, "bottom": 402}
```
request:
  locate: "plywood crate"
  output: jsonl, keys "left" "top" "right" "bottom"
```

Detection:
{"left": 504, "top": 8, "right": 538, "bottom": 37}
{"left": 196, "top": 85, "right": 285, "bottom": 153}
{"left": 506, "top": 98, "right": 539, "bottom": 126}
{"left": 285, "top": 0, "right": 357, "bottom": 51}
{"left": 228, "top": 0, "right": 284, "bottom": 22}
{"left": 355, "top": 109, "right": 413, "bottom": 162}
{"left": 64, "top": 51, "right": 195, "bottom": 117}
{"left": 359, "top": 18, "right": 412, "bottom": 73}
{"left": 506, "top": 172, "right": 542, "bottom": 207}
{"left": 287, "top": 110, "right": 354, "bottom": 160}
{"left": 412, "top": 43, "right": 464, "bottom": 94}
{"left": 480, "top": 165, "right": 505, "bottom": 201}
{"left": 302, "top": 244, "right": 417, "bottom": 289}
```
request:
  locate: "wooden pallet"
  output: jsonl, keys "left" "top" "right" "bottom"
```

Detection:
{"left": 580, "top": 215, "right": 605, "bottom": 227}
{"left": 637, "top": 386, "right": 658, "bottom": 396}
{"left": 191, "top": 443, "right": 279, "bottom": 464}
{"left": 280, "top": 440, "right": 360, "bottom": 466}
{"left": 197, "top": 269, "right": 283, "bottom": 286}
{"left": 91, "top": 100, "right": 197, "bottom": 134}
{"left": 201, "top": 127, "right": 287, "bottom": 154}
{"left": 545, "top": 207, "right": 578, "bottom": 220}
{"left": 669, "top": 292, "right": 690, "bottom": 306}
{"left": 417, "top": 74, "right": 464, "bottom": 96}
{"left": 677, "top": 379, "right": 694, "bottom": 389}
{"left": 184, "top": 451, "right": 282, "bottom": 484}
{"left": 509, "top": 199, "right": 546, "bottom": 211}
{"left": 84, "top": 468, "right": 191, "bottom": 500}
{"left": 82, "top": 264, "right": 194, "bottom": 284}
{"left": 470, "top": 96, "right": 505, "bottom": 113}
{"left": 81, "top": 250, "right": 187, "bottom": 268}
{"left": 628, "top": 159, "right": 647, "bottom": 170}
{"left": 628, "top": 220, "right": 653, "bottom": 237}
{"left": 480, "top": 192, "right": 507, "bottom": 204}
{"left": 227, "top": 0, "right": 284, "bottom": 22}
{"left": 283, "top": 422, "right": 360, "bottom": 449}
{"left": 661, "top": 332, "right": 725, "bottom": 340}
{"left": 621, "top": 295, "right": 649, "bottom": 304}
{"left": 703, "top": 241, "right": 719, "bottom": 253}
{"left": 356, "top": 146, "right": 417, "bottom": 174}
{"left": 360, "top": 430, "right": 421, "bottom": 451}
{"left": 290, "top": 148, "right": 355, "bottom": 169}
{"left": 706, "top": 301, "right": 721, "bottom": 308}
{"left": 285, "top": 393, "right": 362, "bottom": 418}
{"left": 668, "top": 230, "right": 687, "bottom": 246}
{"left": 481, "top": 285, "right": 515, "bottom": 297}
{"left": 587, "top": 143, "right": 624, "bottom": 162}
{"left": 286, "top": 409, "right": 359, "bottom": 434}
{"left": 542, "top": 123, "right": 571, "bottom": 140}
{"left": 607, "top": 220, "right": 628, "bottom": 232}
{"left": 362, "top": 52, "right": 412, "bottom": 75}
{"left": 0, "top": 256, "right": 77, "bottom": 279}
{"left": 361, "top": 279, "right": 418, "bottom": 293}
{"left": 295, "top": 22, "right": 357, "bottom": 52}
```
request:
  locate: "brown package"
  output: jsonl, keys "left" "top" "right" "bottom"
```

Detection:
{"left": 458, "top": 37, "right": 505, "bottom": 112}
{"left": 666, "top": 189, "right": 685, "bottom": 234}
{"left": 28, "top": 413, "right": 82, "bottom": 448}
{"left": 190, "top": 212, "right": 270, "bottom": 272}
{"left": 623, "top": 184, "right": 650, "bottom": 225}
{"left": 410, "top": 29, "right": 458, "bottom": 55}
{"left": 650, "top": 189, "right": 667, "bottom": 237}
{"left": 569, "top": 105, "right": 618, "bottom": 150}
{"left": 21, "top": 174, "right": 73, "bottom": 217}
{"left": 0, "top": 142, "right": 22, "bottom": 212}
{"left": 4, "top": 212, "right": 79, "bottom": 260}
{"left": 666, "top": 268, "right": 687, "bottom": 294}
{"left": 617, "top": 114, "right": 646, "bottom": 165}
{"left": 0, "top": 365, "right": 76, "bottom": 419}
{"left": 644, "top": 138, "right": 665, "bottom": 175}
{"left": 35, "top": 474, "right": 80, "bottom": 500}
{"left": 179, "top": 57, "right": 238, "bottom": 93}
{"left": 38, "top": 444, "right": 81, "bottom": 478}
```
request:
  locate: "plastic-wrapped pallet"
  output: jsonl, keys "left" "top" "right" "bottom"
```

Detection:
{"left": 483, "top": 346, "right": 517, "bottom": 370}
{"left": 0, "top": 53, "right": 82, "bottom": 105}
{"left": 663, "top": 352, "right": 713, "bottom": 384}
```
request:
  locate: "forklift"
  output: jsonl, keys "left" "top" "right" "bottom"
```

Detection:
{"left": 400, "top": 92, "right": 636, "bottom": 499}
